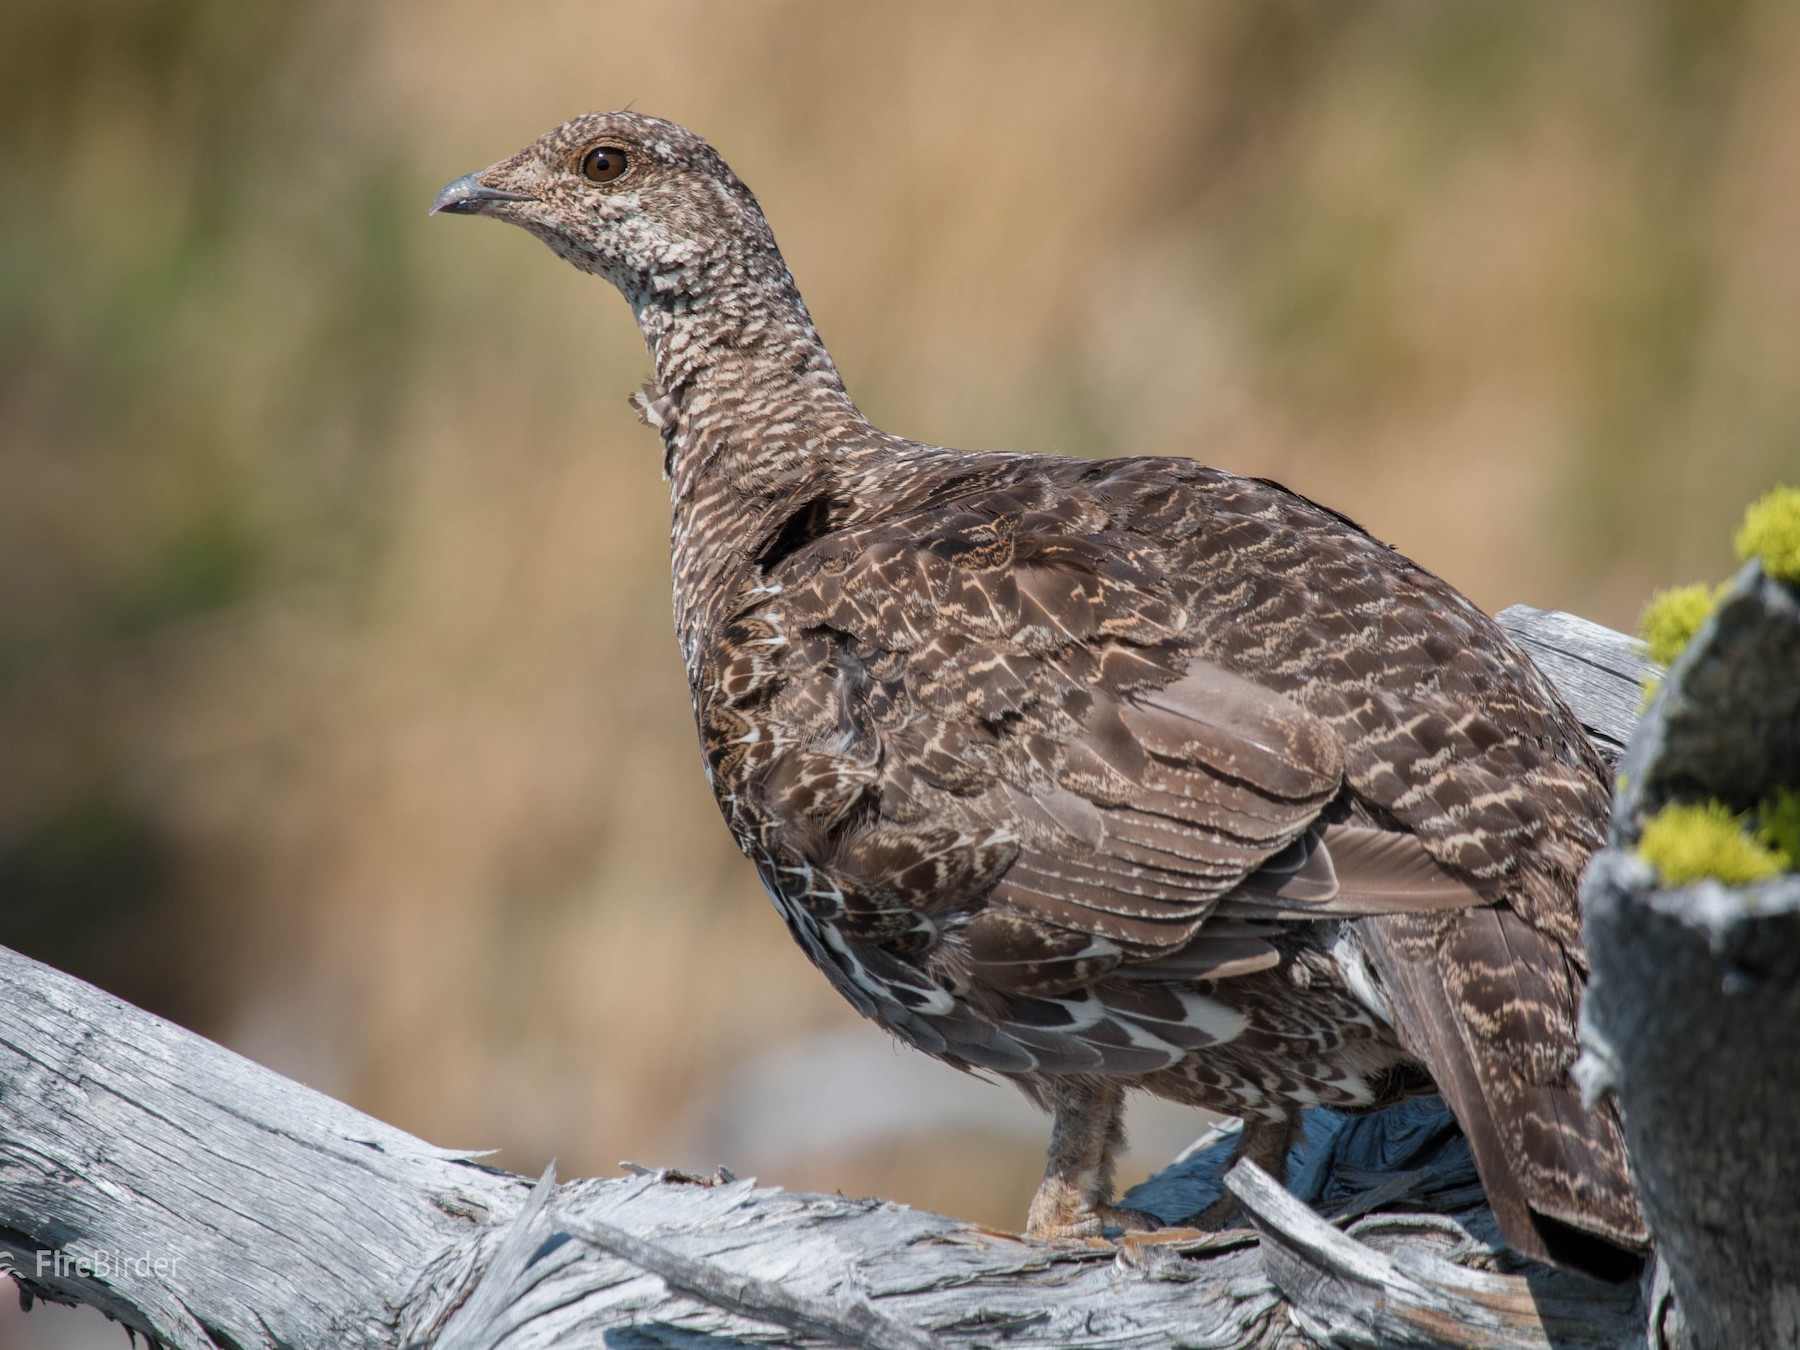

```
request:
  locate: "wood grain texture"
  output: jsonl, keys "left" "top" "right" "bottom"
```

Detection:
{"left": 0, "top": 944, "right": 521, "bottom": 1348}
{"left": 1226, "top": 1161, "right": 1640, "bottom": 1349}
{"left": 1493, "top": 606, "right": 1649, "bottom": 767}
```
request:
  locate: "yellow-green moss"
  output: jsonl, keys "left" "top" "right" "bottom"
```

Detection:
{"left": 1756, "top": 789, "right": 1800, "bottom": 868}
{"left": 1637, "top": 801, "right": 1786, "bottom": 886}
{"left": 1639, "top": 583, "right": 1718, "bottom": 666}
{"left": 1734, "top": 485, "right": 1800, "bottom": 583}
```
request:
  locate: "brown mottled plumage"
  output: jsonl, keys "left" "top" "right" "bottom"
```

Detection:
{"left": 434, "top": 112, "right": 1647, "bottom": 1274}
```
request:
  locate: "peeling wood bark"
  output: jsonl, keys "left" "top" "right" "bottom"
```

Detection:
{"left": 1225, "top": 1160, "right": 1640, "bottom": 1349}
{"left": 0, "top": 599, "right": 1780, "bottom": 1350}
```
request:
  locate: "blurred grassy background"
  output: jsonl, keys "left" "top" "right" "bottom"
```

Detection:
{"left": 2, "top": 1, "right": 1797, "bottom": 1340}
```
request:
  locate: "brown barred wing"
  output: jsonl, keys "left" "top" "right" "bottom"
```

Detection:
{"left": 751, "top": 492, "right": 1359, "bottom": 986}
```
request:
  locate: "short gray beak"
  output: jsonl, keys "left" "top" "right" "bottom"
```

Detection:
{"left": 430, "top": 173, "right": 536, "bottom": 216}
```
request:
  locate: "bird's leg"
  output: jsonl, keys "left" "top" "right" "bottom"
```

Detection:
{"left": 1025, "top": 1080, "right": 1162, "bottom": 1240}
{"left": 1193, "top": 1111, "right": 1301, "bottom": 1230}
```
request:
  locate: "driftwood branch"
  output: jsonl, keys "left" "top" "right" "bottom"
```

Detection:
{"left": 1224, "top": 1159, "right": 1639, "bottom": 1349}
{"left": 0, "top": 598, "right": 1785, "bottom": 1349}
{"left": 0, "top": 944, "right": 522, "bottom": 1348}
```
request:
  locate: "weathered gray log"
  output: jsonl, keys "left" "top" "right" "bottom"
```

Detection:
{"left": 0, "top": 605, "right": 1678, "bottom": 1349}
{"left": 1579, "top": 559, "right": 1800, "bottom": 1350}
{"left": 1223, "top": 1161, "right": 1640, "bottom": 1350}
{"left": 1496, "top": 604, "right": 1653, "bottom": 767}
{"left": 0, "top": 942, "right": 1303, "bottom": 1350}
{"left": 0, "top": 944, "right": 522, "bottom": 1348}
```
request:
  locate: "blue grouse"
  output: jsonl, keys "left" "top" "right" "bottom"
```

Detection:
{"left": 434, "top": 113, "right": 1647, "bottom": 1276}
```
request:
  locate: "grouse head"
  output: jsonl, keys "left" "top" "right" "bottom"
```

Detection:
{"left": 431, "top": 111, "right": 779, "bottom": 306}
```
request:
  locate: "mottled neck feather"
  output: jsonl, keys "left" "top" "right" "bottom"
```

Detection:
{"left": 629, "top": 224, "right": 875, "bottom": 679}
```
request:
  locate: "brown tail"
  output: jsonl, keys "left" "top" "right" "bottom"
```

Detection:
{"left": 1360, "top": 908, "right": 1647, "bottom": 1278}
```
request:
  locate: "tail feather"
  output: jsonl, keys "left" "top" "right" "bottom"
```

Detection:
{"left": 1359, "top": 908, "right": 1647, "bottom": 1277}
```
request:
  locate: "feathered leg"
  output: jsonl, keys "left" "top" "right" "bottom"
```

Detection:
{"left": 1025, "top": 1080, "right": 1162, "bottom": 1239}
{"left": 1193, "top": 1112, "right": 1300, "bottom": 1229}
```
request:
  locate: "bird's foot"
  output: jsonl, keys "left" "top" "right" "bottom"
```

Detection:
{"left": 1026, "top": 1178, "right": 1163, "bottom": 1241}
{"left": 1190, "top": 1192, "right": 1247, "bottom": 1231}
{"left": 1026, "top": 1203, "right": 1165, "bottom": 1242}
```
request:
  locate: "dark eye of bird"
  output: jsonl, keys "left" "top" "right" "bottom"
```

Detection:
{"left": 580, "top": 146, "right": 629, "bottom": 184}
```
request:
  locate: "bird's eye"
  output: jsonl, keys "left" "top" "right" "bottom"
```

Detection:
{"left": 580, "top": 146, "right": 630, "bottom": 184}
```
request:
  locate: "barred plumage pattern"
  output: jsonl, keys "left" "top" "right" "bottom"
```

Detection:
{"left": 435, "top": 111, "right": 1647, "bottom": 1274}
